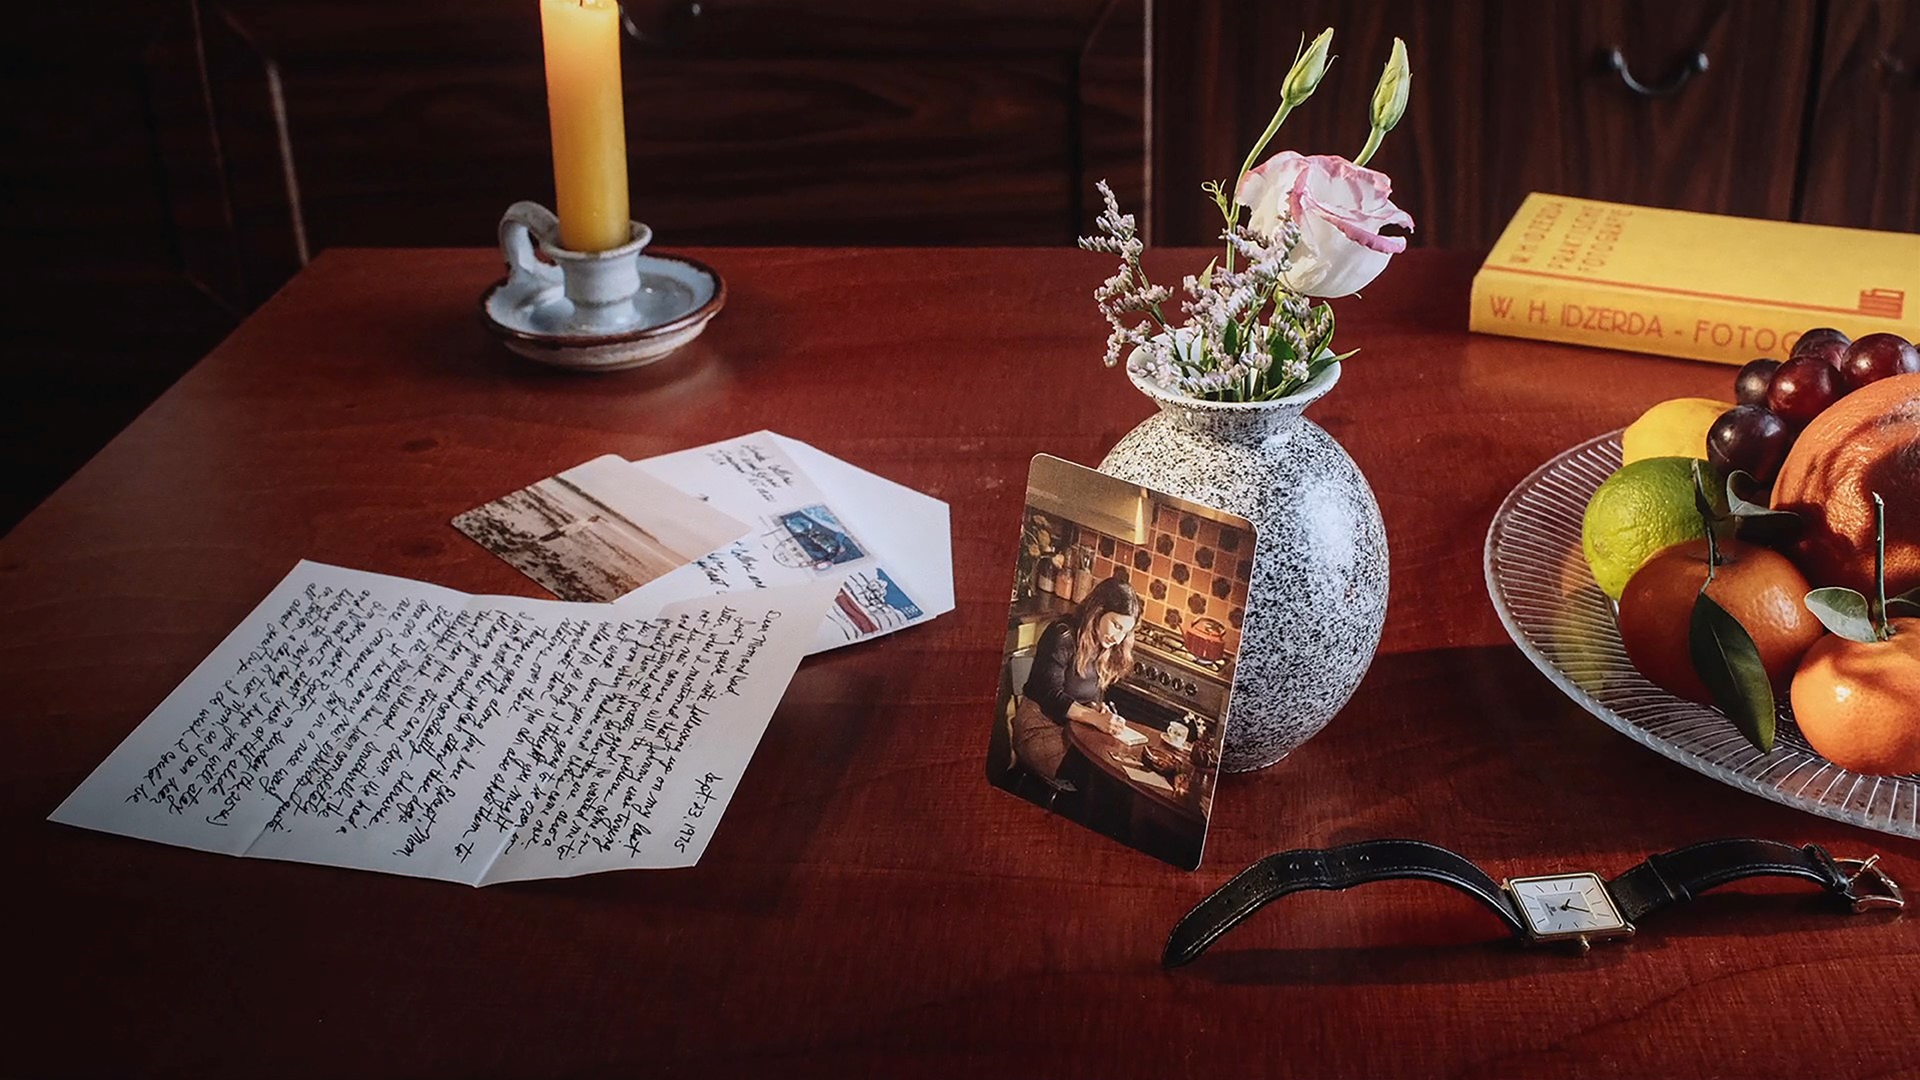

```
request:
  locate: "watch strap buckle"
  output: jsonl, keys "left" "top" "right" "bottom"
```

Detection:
{"left": 1835, "top": 855, "right": 1905, "bottom": 913}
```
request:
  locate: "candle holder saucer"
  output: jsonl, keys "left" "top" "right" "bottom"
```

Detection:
{"left": 482, "top": 201, "right": 726, "bottom": 373}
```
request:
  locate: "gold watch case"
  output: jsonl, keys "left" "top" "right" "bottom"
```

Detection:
{"left": 1505, "top": 872, "right": 1636, "bottom": 953}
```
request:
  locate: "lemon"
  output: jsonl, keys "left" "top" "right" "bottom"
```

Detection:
{"left": 1620, "top": 398, "right": 1733, "bottom": 465}
{"left": 1581, "top": 457, "right": 1730, "bottom": 599}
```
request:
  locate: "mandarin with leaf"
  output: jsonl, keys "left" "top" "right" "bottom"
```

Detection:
{"left": 1790, "top": 493, "right": 1920, "bottom": 775}
{"left": 1615, "top": 537, "right": 1824, "bottom": 704}
{"left": 1791, "top": 620, "right": 1920, "bottom": 775}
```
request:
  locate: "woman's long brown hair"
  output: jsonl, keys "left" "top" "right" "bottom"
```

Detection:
{"left": 1071, "top": 576, "right": 1143, "bottom": 689}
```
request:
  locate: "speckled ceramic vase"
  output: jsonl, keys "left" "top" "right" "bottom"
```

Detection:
{"left": 1099, "top": 362, "right": 1387, "bottom": 772}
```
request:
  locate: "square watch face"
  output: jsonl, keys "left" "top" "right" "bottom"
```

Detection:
{"left": 1508, "top": 873, "right": 1628, "bottom": 937}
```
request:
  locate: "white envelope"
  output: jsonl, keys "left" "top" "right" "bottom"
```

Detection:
{"left": 621, "top": 431, "right": 953, "bottom": 654}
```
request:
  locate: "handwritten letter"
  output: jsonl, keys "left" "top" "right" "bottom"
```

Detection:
{"left": 50, "top": 562, "right": 832, "bottom": 884}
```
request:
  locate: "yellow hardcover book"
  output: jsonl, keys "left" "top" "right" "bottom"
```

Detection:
{"left": 1470, "top": 193, "right": 1920, "bottom": 365}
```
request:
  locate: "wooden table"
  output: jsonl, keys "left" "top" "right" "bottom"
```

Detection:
{"left": 6, "top": 247, "right": 1915, "bottom": 1079}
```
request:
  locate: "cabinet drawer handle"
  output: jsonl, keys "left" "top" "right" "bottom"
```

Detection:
{"left": 1607, "top": 47, "right": 1709, "bottom": 97}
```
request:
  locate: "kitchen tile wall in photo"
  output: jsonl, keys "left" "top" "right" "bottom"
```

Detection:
{"left": 1023, "top": 501, "right": 1251, "bottom": 661}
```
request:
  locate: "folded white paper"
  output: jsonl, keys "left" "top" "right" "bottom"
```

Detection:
{"left": 49, "top": 561, "right": 836, "bottom": 883}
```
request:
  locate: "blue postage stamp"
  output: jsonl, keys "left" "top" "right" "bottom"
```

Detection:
{"left": 775, "top": 504, "right": 866, "bottom": 570}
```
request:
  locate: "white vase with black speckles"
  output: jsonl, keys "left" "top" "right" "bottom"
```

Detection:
{"left": 1100, "top": 362, "right": 1388, "bottom": 772}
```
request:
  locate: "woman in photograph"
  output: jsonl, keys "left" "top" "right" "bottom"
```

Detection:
{"left": 1014, "top": 575, "right": 1141, "bottom": 782}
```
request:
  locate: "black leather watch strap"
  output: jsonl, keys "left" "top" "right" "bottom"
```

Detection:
{"left": 1162, "top": 839, "right": 1526, "bottom": 968}
{"left": 1166, "top": 837, "right": 1900, "bottom": 969}
{"left": 1605, "top": 839, "right": 1856, "bottom": 923}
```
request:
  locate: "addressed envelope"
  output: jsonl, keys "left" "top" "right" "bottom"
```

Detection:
{"left": 623, "top": 432, "right": 953, "bottom": 654}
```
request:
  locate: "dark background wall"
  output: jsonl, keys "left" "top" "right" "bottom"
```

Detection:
{"left": 2, "top": 0, "right": 1915, "bottom": 530}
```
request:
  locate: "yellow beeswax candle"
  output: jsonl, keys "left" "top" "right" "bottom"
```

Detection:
{"left": 539, "top": 0, "right": 631, "bottom": 252}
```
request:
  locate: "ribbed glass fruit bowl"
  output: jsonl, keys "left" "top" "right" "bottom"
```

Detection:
{"left": 1485, "top": 430, "right": 1920, "bottom": 838}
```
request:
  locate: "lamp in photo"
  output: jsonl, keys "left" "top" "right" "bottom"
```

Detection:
{"left": 482, "top": 0, "right": 726, "bottom": 372}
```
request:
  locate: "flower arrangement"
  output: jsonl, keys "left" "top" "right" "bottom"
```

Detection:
{"left": 1080, "top": 29, "right": 1414, "bottom": 403}
{"left": 1015, "top": 510, "right": 1064, "bottom": 601}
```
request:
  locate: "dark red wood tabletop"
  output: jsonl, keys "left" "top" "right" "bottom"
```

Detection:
{"left": 5, "top": 247, "right": 1915, "bottom": 1079}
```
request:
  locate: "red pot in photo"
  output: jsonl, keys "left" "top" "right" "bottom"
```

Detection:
{"left": 1183, "top": 616, "right": 1226, "bottom": 661}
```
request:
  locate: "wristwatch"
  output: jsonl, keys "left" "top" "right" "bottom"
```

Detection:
{"left": 1164, "top": 838, "right": 1904, "bottom": 968}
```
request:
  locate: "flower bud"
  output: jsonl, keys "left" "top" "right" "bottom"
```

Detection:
{"left": 1283, "top": 28, "right": 1335, "bottom": 106}
{"left": 1370, "top": 37, "right": 1410, "bottom": 132}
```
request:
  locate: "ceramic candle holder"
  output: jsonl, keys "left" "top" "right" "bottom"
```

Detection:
{"left": 498, "top": 201, "right": 652, "bottom": 335}
{"left": 482, "top": 200, "right": 726, "bottom": 372}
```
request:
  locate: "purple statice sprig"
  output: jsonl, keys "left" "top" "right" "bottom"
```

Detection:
{"left": 1079, "top": 184, "right": 1345, "bottom": 403}
{"left": 1079, "top": 181, "right": 1173, "bottom": 368}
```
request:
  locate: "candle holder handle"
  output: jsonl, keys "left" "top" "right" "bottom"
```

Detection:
{"left": 483, "top": 198, "right": 725, "bottom": 371}
{"left": 499, "top": 201, "right": 564, "bottom": 292}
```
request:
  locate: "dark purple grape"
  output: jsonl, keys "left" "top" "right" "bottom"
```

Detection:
{"left": 1839, "top": 333, "right": 1920, "bottom": 389}
{"left": 1791, "top": 327, "right": 1852, "bottom": 369}
{"left": 1707, "top": 405, "right": 1792, "bottom": 485}
{"left": 1767, "top": 355, "right": 1844, "bottom": 427}
{"left": 1733, "top": 358, "right": 1780, "bottom": 406}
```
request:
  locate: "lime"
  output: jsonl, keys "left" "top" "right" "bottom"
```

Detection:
{"left": 1581, "top": 456, "right": 1729, "bottom": 600}
{"left": 1620, "top": 397, "right": 1732, "bottom": 465}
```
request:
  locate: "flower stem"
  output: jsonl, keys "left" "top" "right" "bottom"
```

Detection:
{"left": 1128, "top": 249, "right": 1170, "bottom": 328}
{"left": 1354, "top": 126, "right": 1385, "bottom": 168}
{"left": 1221, "top": 97, "right": 1298, "bottom": 275}
{"left": 1236, "top": 101, "right": 1296, "bottom": 197}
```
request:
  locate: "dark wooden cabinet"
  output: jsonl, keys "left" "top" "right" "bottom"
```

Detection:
{"left": 1800, "top": 0, "right": 1920, "bottom": 231}
{"left": 175, "top": 0, "right": 1147, "bottom": 309}
{"left": 0, "top": 5, "right": 243, "bottom": 527}
{"left": 1151, "top": 0, "right": 1915, "bottom": 248}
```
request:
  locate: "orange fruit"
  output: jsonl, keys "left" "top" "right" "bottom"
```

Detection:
{"left": 1771, "top": 372, "right": 1920, "bottom": 597}
{"left": 1790, "top": 619, "right": 1920, "bottom": 775}
{"left": 1616, "top": 537, "right": 1824, "bottom": 704}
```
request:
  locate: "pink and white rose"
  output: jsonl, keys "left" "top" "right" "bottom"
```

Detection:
{"left": 1235, "top": 151, "right": 1414, "bottom": 298}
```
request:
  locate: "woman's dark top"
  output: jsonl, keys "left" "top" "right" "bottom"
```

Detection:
{"left": 1023, "top": 618, "right": 1101, "bottom": 723}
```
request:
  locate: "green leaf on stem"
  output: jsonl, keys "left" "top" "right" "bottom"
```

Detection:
{"left": 1724, "top": 470, "right": 1799, "bottom": 544}
{"left": 1804, "top": 587, "right": 1880, "bottom": 643}
{"left": 1316, "top": 303, "right": 1337, "bottom": 354}
{"left": 1301, "top": 349, "right": 1350, "bottom": 386}
{"left": 1689, "top": 590, "right": 1776, "bottom": 752}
